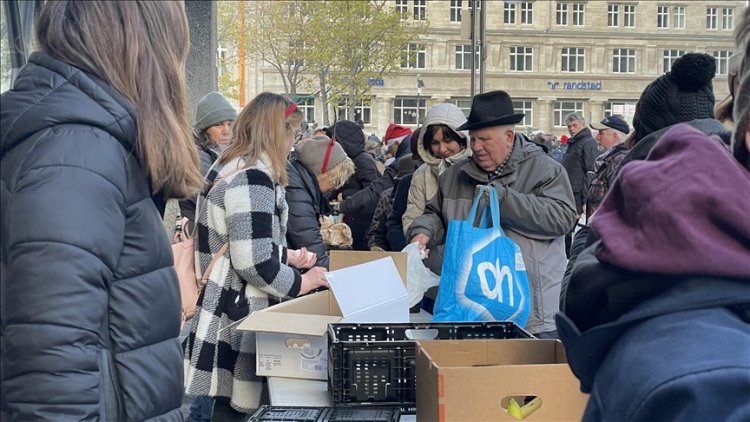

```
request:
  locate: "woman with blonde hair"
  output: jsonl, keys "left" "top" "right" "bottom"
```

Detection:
{"left": 1, "top": 1, "right": 202, "bottom": 420}
{"left": 184, "top": 92, "right": 329, "bottom": 419}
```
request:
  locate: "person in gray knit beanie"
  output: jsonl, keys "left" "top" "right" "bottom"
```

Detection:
{"left": 632, "top": 53, "right": 716, "bottom": 143}
{"left": 194, "top": 91, "right": 237, "bottom": 132}
{"left": 295, "top": 135, "right": 355, "bottom": 191}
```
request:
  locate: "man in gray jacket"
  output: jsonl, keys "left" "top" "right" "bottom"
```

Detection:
{"left": 409, "top": 91, "right": 576, "bottom": 337}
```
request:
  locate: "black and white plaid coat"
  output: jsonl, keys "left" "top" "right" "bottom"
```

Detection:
{"left": 184, "top": 154, "right": 302, "bottom": 413}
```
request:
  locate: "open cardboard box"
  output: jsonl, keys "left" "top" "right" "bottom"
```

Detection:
{"left": 238, "top": 250, "right": 408, "bottom": 380}
{"left": 416, "top": 339, "right": 589, "bottom": 421}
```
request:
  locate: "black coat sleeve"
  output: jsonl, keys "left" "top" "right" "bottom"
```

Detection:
{"left": 339, "top": 164, "right": 397, "bottom": 215}
{"left": 285, "top": 162, "right": 330, "bottom": 269}
{"left": 179, "top": 147, "right": 216, "bottom": 225}
{"left": 559, "top": 226, "right": 599, "bottom": 311}
{"left": 386, "top": 174, "right": 413, "bottom": 252}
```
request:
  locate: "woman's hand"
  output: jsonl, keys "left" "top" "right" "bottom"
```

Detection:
{"left": 299, "top": 266, "right": 329, "bottom": 296}
{"left": 288, "top": 247, "right": 316, "bottom": 269}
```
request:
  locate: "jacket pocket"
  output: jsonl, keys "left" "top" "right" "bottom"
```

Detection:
{"left": 100, "top": 350, "right": 123, "bottom": 421}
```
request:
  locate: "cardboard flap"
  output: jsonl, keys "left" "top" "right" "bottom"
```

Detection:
{"left": 330, "top": 250, "right": 407, "bottom": 285}
{"left": 326, "top": 256, "right": 408, "bottom": 321}
{"left": 238, "top": 310, "right": 340, "bottom": 336}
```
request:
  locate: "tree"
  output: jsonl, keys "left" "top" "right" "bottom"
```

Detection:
{"left": 215, "top": 1, "right": 245, "bottom": 101}
{"left": 305, "top": 1, "right": 427, "bottom": 125}
{"left": 216, "top": 1, "right": 428, "bottom": 124}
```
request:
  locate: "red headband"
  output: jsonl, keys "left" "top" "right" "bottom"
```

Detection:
{"left": 284, "top": 103, "right": 298, "bottom": 118}
{"left": 320, "top": 138, "right": 336, "bottom": 174}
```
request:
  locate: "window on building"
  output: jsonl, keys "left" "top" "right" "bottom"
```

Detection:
{"left": 612, "top": 48, "right": 636, "bottom": 73}
{"left": 297, "top": 95, "right": 316, "bottom": 123}
{"left": 604, "top": 100, "right": 637, "bottom": 124}
{"left": 396, "top": 0, "right": 408, "bottom": 19}
{"left": 510, "top": 46, "right": 533, "bottom": 72}
{"left": 707, "top": 7, "right": 717, "bottom": 30}
{"left": 722, "top": 8, "right": 734, "bottom": 30}
{"left": 572, "top": 3, "right": 585, "bottom": 26}
{"left": 673, "top": 6, "right": 685, "bottom": 29}
{"left": 337, "top": 97, "right": 372, "bottom": 124}
{"left": 561, "top": 47, "right": 585, "bottom": 72}
{"left": 504, "top": 1, "right": 516, "bottom": 24}
{"left": 608, "top": 4, "right": 619, "bottom": 27}
{"left": 623, "top": 4, "right": 636, "bottom": 27}
{"left": 556, "top": 2, "right": 568, "bottom": 25}
{"left": 217, "top": 47, "right": 229, "bottom": 76}
{"left": 448, "top": 98, "right": 472, "bottom": 117}
{"left": 657, "top": 5, "right": 669, "bottom": 28}
{"left": 394, "top": 97, "right": 426, "bottom": 125}
{"left": 456, "top": 44, "right": 479, "bottom": 70}
{"left": 413, "top": 0, "right": 426, "bottom": 20}
{"left": 714, "top": 50, "right": 732, "bottom": 75}
{"left": 662, "top": 49, "right": 685, "bottom": 73}
{"left": 609, "top": 4, "right": 637, "bottom": 28}
{"left": 554, "top": 100, "right": 584, "bottom": 127}
{"left": 450, "top": 0, "right": 462, "bottom": 22}
{"left": 512, "top": 99, "right": 533, "bottom": 127}
{"left": 471, "top": 0, "right": 481, "bottom": 12}
{"left": 401, "top": 43, "right": 426, "bottom": 69}
{"left": 521, "top": 2, "right": 533, "bottom": 24}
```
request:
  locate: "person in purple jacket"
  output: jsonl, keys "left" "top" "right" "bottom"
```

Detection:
{"left": 557, "top": 122, "right": 750, "bottom": 421}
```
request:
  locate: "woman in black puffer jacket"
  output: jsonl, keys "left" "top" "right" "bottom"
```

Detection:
{"left": 286, "top": 134, "right": 355, "bottom": 268}
{"left": 0, "top": 2, "right": 202, "bottom": 420}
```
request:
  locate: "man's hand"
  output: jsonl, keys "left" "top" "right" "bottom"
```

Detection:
{"left": 410, "top": 234, "right": 430, "bottom": 258}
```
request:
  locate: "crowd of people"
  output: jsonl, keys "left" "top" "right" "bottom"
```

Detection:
{"left": 1, "top": 1, "right": 748, "bottom": 421}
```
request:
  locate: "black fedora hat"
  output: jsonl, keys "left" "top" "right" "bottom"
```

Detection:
{"left": 456, "top": 90, "right": 525, "bottom": 131}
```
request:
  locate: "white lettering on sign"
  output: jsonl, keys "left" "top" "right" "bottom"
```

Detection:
{"left": 476, "top": 259, "right": 514, "bottom": 307}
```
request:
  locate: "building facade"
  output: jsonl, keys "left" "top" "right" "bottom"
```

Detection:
{"left": 242, "top": 0, "right": 742, "bottom": 137}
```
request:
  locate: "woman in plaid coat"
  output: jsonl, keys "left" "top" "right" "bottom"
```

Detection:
{"left": 184, "top": 93, "right": 330, "bottom": 419}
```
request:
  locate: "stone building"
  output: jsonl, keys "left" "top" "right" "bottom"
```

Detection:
{"left": 241, "top": 0, "right": 743, "bottom": 137}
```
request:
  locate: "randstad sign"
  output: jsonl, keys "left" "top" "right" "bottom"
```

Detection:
{"left": 547, "top": 81, "right": 602, "bottom": 90}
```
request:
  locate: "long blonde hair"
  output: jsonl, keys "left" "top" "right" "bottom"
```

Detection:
{"left": 35, "top": 1, "right": 203, "bottom": 199}
{"left": 221, "top": 92, "right": 303, "bottom": 186}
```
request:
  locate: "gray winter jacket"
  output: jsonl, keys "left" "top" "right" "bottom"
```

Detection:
{"left": 1, "top": 52, "right": 184, "bottom": 420}
{"left": 409, "top": 134, "right": 576, "bottom": 334}
{"left": 402, "top": 103, "right": 472, "bottom": 233}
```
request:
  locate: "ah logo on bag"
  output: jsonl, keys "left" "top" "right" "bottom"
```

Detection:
{"left": 457, "top": 235, "right": 529, "bottom": 324}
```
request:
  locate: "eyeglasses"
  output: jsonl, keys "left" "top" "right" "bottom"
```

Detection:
{"left": 293, "top": 130, "right": 304, "bottom": 145}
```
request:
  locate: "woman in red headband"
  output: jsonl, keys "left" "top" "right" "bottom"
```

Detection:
{"left": 184, "top": 92, "right": 329, "bottom": 420}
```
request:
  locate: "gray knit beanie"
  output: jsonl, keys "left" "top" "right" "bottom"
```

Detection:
{"left": 295, "top": 135, "right": 349, "bottom": 176}
{"left": 632, "top": 53, "right": 716, "bottom": 142}
{"left": 195, "top": 92, "right": 237, "bottom": 131}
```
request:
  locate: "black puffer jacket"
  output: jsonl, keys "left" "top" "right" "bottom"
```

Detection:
{"left": 329, "top": 121, "right": 380, "bottom": 250}
{"left": 562, "top": 127, "right": 599, "bottom": 213}
{"left": 179, "top": 136, "right": 220, "bottom": 224}
{"left": 286, "top": 153, "right": 331, "bottom": 268}
{"left": 0, "top": 52, "right": 184, "bottom": 421}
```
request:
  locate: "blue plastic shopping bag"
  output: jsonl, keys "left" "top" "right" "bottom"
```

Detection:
{"left": 432, "top": 186, "right": 530, "bottom": 326}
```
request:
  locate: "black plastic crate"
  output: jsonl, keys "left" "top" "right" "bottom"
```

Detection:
{"left": 327, "top": 322, "right": 532, "bottom": 413}
{"left": 247, "top": 405, "right": 400, "bottom": 422}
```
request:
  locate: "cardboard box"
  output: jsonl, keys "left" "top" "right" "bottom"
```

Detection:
{"left": 416, "top": 339, "right": 589, "bottom": 421}
{"left": 238, "top": 251, "right": 408, "bottom": 380}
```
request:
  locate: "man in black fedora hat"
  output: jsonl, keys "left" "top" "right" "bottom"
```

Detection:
{"left": 409, "top": 90, "right": 576, "bottom": 338}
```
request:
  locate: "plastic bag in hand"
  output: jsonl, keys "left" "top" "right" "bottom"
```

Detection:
{"left": 403, "top": 242, "right": 440, "bottom": 307}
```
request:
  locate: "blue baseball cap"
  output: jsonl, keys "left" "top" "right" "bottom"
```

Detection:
{"left": 591, "top": 115, "right": 630, "bottom": 134}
